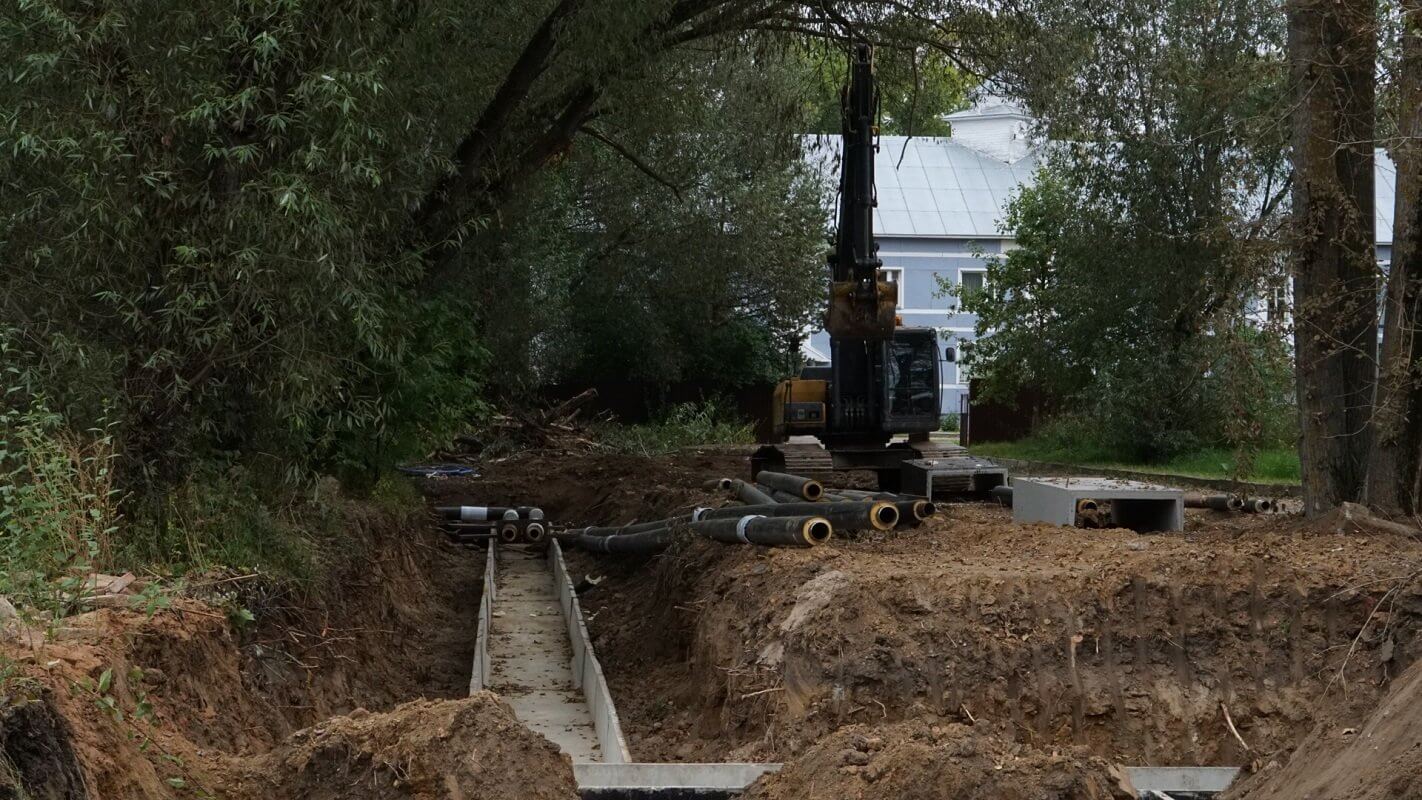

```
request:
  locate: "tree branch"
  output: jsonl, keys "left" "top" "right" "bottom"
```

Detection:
{"left": 579, "top": 125, "right": 685, "bottom": 202}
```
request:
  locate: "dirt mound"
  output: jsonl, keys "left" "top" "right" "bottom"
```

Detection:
{"left": 742, "top": 721, "right": 1135, "bottom": 800}
{"left": 424, "top": 447, "right": 751, "bottom": 526}
{"left": 1224, "top": 655, "right": 1422, "bottom": 800}
{"left": 224, "top": 693, "right": 576, "bottom": 800}
{"left": 580, "top": 500, "right": 1422, "bottom": 766}
{"left": 0, "top": 491, "right": 493, "bottom": 798}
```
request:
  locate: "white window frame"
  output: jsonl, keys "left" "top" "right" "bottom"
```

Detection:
{"left": 957, "top": 267, "right": 988, "bottom": 299}
{"left": 880, "top": 267, "right": 905, "bottom": 307}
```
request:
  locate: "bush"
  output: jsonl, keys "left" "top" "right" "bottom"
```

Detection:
{"left": 939, "top": 412, "right": 961, "bottom": 432}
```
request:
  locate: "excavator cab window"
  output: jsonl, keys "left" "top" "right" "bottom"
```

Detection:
{"left": 885, "top": 332, "right": 939, "bottom": 420}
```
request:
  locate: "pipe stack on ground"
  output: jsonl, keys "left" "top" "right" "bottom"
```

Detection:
{"left": 436, "top": 505, "right": 544, "bottom": 522}
{"left": 436, "top": 505, "right": 546, "bottom": 545}
{"left": 707, "top": 472, "right": 938, "bottom": 530}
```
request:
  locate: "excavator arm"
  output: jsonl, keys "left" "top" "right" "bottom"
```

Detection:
{"left": 825, "top": 43, "right": 897, "bottom": 339}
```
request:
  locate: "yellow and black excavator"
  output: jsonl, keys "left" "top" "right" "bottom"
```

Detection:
{"left": 753, "top": 44, "right": 1005, "bottom": 497}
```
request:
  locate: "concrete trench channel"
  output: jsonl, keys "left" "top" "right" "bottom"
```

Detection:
{"left": 468, "top": 539, "right": 1241, "bottom": 799}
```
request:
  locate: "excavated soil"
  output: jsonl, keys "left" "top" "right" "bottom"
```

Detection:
{"left": 1223, "top": 654, "right": 1422, "bottom": 800}
{"left": 740, "top": 722, "right": 1136, "bottom": 800}
{"left": 0, "top": 490, "right": 577, "bottom": 800}
{"left": 456, "top": 446, "right": 1422, "bottom": 791}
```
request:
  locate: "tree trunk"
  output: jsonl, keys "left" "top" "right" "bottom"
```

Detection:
{"left": 1287, "top": 0, "right": 1379, "bottom": 517}
{"left": 1367, "top": 0, "right": 1422, "bottom": 516}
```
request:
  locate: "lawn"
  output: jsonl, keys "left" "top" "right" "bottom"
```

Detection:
{"left": 969, "top": 439, "right": 1301, "bottom": 484}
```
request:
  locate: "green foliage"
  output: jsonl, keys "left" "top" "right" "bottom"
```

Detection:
{"left": 952, "top": 0, "right": 1294, "bottom": 463}
{"left": 796, "top": 44, "right": 973, "bottom": 136}
{"left": 971, "top": 436, "right": 1301, "bottom": 484}
{"left": 939, "top": 412, "right": 960, "bottom": 432}
{"left": 0, "top": 388, "right": 121, "bottom": 617}
{"left": 591, "top": 401, "right": 754, "bottom": 456}
{"left": 481, "top": 45, "right": 831, "bottom": 391}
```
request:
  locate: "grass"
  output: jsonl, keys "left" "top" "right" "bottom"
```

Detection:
{"left": 970, "top": 438, "right": 1301, "bottom": 484}
{"left": 590, "top": 401, "right": 755, "bottom": 456}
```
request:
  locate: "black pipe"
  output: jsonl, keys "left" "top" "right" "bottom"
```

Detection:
{"left": 572, "top": 515, "right": 833, "bottom": 554}
{"left": 1241, "top": 497, "right": 1275, "bottom": 513}
{"left": 891, "top": 499, "right": 937, "bottom": 527}
{"left": 763, "top": 485, "right": 811, "bottom": 504}
{"left": 700, "top": 501, "right": 897, "bottom": 531}
{"left": 732, "top": 480, "right": 776, "bottom": 505}
{"left": 682, "top": 515, "right": 832, "bottom": 547}
{"left": 1184, "top": 493, "right": 1245, "bottom": 512}
{"left": 754, "top": 471, "right": 825, "bottom": 501}
{"left": 436, "top": 505, "right": 544, "bottom": 521}
{"left": 990, "top": 485, "right": 1013, "bottom": 507}
{"left": 574, "top": 528, "right": 677, "bottom": 554}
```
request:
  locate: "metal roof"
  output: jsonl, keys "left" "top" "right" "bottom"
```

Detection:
{"left": 805, "top": 135, "right": 1037, "bottom": 239}
{"left": 806, "top": 136, "right": 1398, "bottom": 245}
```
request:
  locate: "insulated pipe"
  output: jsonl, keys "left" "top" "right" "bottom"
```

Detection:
{"left": 703, "top": 478, "right": 735, "bottom": 491}
{"left": 574, "top": 528, "right": 676, "bottom": 554}
{"left": 754, "top": 471, "right": 825, "bottom": 501}
{"left": 822, "top": 492, "right": 871, "bottom": 503}
{"left": 835, "top": 488, "right": 910, "bottom": 502}
{"left": 498, "top": 524, "right": 520, "bottom": 543}
{"left": 681, "top": 515, "right": 832, "bottom": 547}
{"left": 1183, "top": 493, "right": 1245, "bottom": 512}
{"left": 893, "top": 499, "right": 936, "bottom": 526}
{"left": 572, "top": 515, "right": 832, "bottom": 553}
{"left": 732, "top": 480, "right": 776, "bottom": 505}
{"left": 436, "top": 505, "right": 544, "bottom": 522}
{"left": 1075, "top": 498, "right": 1100, "bottom": 514}
{"left": 764, "top": 486, "right": 813, "bottom": 505}
{"left": 700, "top": 501, "right": 897, "bottom": 532}
{"left": 1241, "top": 497, "right": 1275, "bottom": 513}
{"left": 990, "top": 485, "right": 1014, "bottom": 506}
{"left": 524, "top": 521, "right": 547, "bottom": 544}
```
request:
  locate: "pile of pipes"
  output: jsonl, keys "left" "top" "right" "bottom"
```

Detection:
{"left": 557, "top": 470, "right": 939, "bottom": 557}
{"left": 435, "top": 505, "right": 549, "bottom": 546}
{"left": 709, "top": 470, "right": 938, "bottom": 531}
{"left": 988, "top": 486, "right": 1285, "bottom": 514}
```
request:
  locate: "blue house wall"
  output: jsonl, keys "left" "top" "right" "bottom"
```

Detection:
{"left": 805, "top": 236, "right": 1007, "bottom": 416}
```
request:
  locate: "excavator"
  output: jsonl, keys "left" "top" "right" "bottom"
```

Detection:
{"left": 753, "top": 44, "right": 1006, "bottom": 498}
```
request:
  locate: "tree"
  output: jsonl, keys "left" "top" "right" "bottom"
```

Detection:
{"left": 1, "top": 0, "right": 1009, "bottom": 533}
{"left": 1367, "top": 0, "right": 1422, "bottom": 515}
{"left": 957, "top": 0, "right": 1295, "bottom": 463}
{"left": 1286, "top": 0, "right": 1380, "bottom": 516}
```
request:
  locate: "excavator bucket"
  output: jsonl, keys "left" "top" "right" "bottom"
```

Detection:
{"left": 826, "top": 279, "right": 897, "bottom": 339}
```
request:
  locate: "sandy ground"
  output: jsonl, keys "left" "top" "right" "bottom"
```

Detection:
{"left": 5, "top": 443, "right": 1421, "bottom": 799}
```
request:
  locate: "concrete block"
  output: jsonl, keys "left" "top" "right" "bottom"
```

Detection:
{"left": 1012, "top": 477, "right": 1184, "bottom": 532}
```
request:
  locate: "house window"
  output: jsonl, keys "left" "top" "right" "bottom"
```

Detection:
{"left": 880, "top": 267, "right": 904, "bottom": 306}
{"left": 958, "top": 269, "right": 987, "bottom": 303}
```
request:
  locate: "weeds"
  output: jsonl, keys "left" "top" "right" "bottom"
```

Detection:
{"left": 0, "top": 396, "right": 122, "bottom": 621}
{"left": 591, "top": 401, "right": 753, "bottom": 456}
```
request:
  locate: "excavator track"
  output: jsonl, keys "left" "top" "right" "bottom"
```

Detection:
{"left": 753, "top": 443, "right": 835, "bottom": 477}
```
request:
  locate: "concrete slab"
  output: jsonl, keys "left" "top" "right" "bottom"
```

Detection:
{"left": 1125, "top": 766, "right": 1239, "bottom": 794}
{"left": 1013, "top": 477, "right": 1184, "bottom": 532}
{"left": 487, "top": 547, "right": 602, "bottom": 761}
{"left": 573, "top": 762, "right": 782, "bottom": 791}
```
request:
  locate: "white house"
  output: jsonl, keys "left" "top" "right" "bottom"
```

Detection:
{"left": 803, "top": 97, "right": 1400, "bottom": 415}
